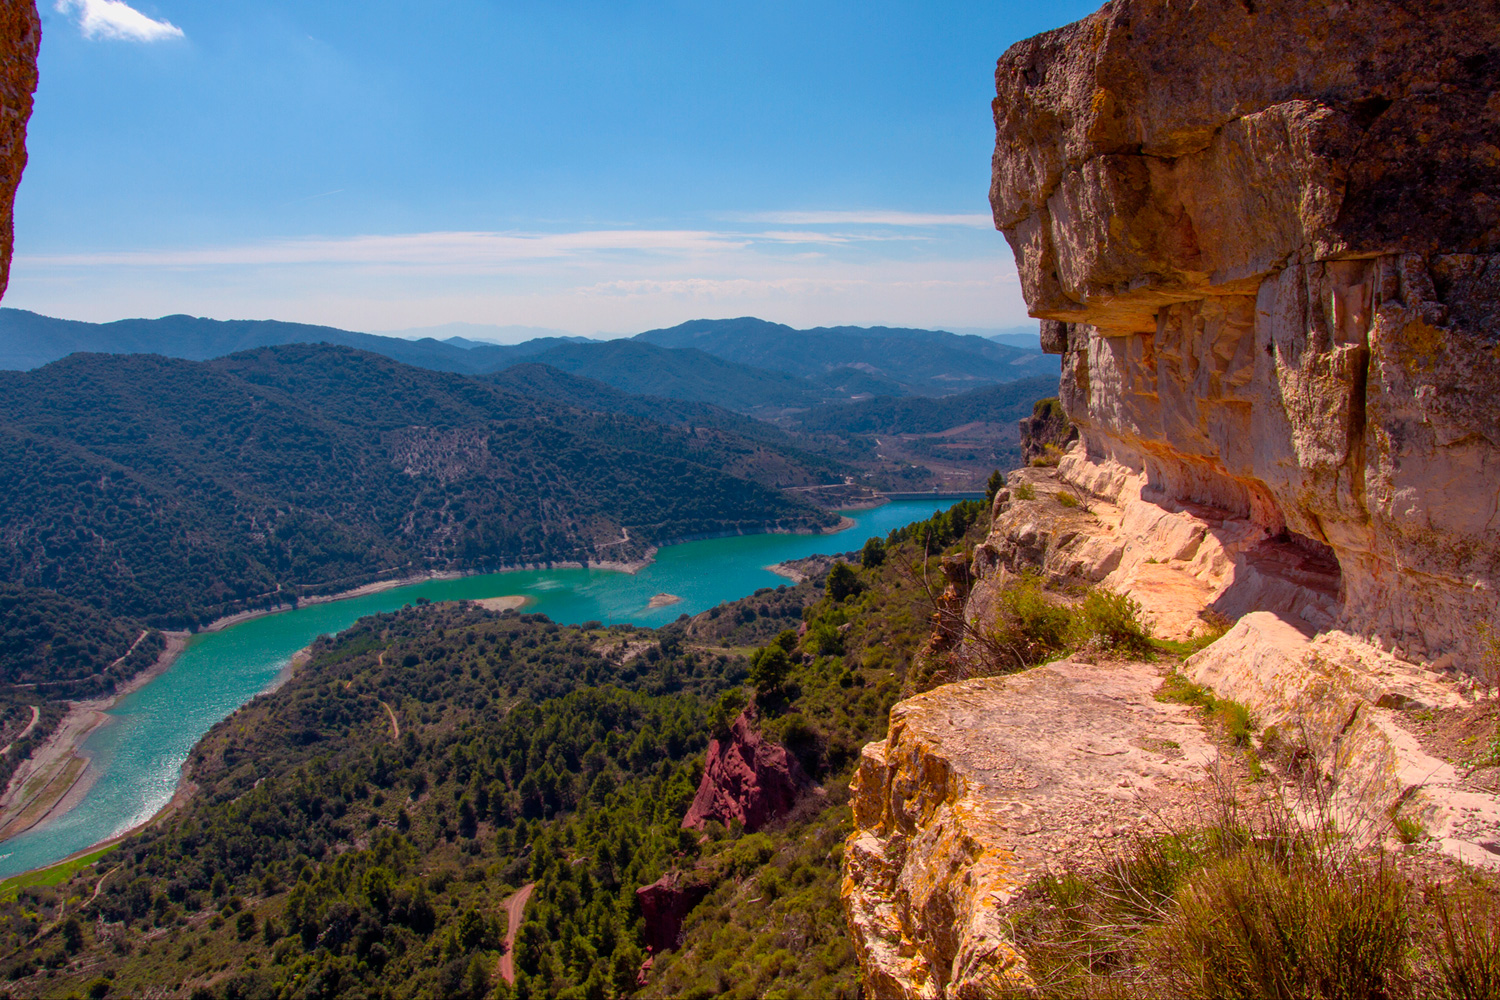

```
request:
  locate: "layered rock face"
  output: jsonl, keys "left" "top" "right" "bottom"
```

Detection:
{"left": 0, "top": 1, "right": 37, "bottom": 299}
{"left": 991, "top": 0, "right": 1500, "bottom": 666}
{"left": 680, "top": 710, "right": 809, "bottom": 832}
{"left": 842, "top": 663, "right": 1217, "bottom": 998}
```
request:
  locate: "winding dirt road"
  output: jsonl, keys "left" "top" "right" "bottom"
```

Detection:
{"left": 496, "top": 882, "right": 536, "bottom": 985}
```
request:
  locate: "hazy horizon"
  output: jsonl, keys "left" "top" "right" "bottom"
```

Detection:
{"left": 9, "top": 0, "right": 1093, "bottom": 333}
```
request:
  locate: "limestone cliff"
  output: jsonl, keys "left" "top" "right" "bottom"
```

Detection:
{"left": 0, "top": 0, "right": 37, "bottom": 300}
{"left": 991, "top": 0, "right": 1499, "bottom": 667}
{"left": 842, "top": 2, "right": 1500, "bottom": 995}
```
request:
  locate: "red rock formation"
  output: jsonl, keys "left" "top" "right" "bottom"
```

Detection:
{"left": 0, "top": 1, "right": 38, "bottom": 300}
{"left": 681, "top": 710, "right": 808, "bottom": 832}
{"left": 635, "top": 870, "right": 714, "bottom": 954}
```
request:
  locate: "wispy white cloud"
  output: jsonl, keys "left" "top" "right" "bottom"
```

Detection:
{"left": 23, "top": 229, "right": 749, "bottom": 269}
{"left": 56, "top": 0, "right": 183, "bottom": 42}
{"left": 10, "top": 224, "right": 1028, "bottom": 335}
{"left": 734, "top": 210, "right": 993, "bottom": 228}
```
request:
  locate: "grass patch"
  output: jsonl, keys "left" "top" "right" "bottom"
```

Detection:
{"left": 1156, "top": 672, "right": 1256, "bottom": 746}
{"left": 1011, "top": 806, "right": 1500, "bottom": 1000}
{"left": 1013, "top": 482, "right": 1037, "bottom": 501}
{"left": 0, "top": 845, "right": 116, "bottom": 902}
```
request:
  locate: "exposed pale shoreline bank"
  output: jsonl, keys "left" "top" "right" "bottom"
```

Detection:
{"left": 0, "top": 631, "right": 188, "bottom": 848}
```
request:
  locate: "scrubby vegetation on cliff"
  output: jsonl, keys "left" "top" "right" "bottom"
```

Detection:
{"left": 1008, "top": 797, "right": 1500, "bottom": 1000}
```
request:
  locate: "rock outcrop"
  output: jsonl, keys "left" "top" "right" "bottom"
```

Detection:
{"left": 990, "top": 0, "right": 1500, "bottom": 667}
{"left": 635, "top": 869, "right": 715, "bottom": 954}
{"left": 0, "top": 1, "right": 37, "bottom": 300}
{"left": 843, "top": 662, "right": 1217, "bottom": 999}
{"left": 1017, "top": 397, "right": 1075, "bottom": 464}
{"left": 843, "top": 2, "right": 1500, "bottom": 995}
{"left": 681, "top": 710, "right": 809, "bottom": 832}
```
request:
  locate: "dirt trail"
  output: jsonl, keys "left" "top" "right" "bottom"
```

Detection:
{"left": 496, "top": 882, "right": 536, "bottom": 985}
{"left": 0, "top": 705, "right": 39, "bottom": 756}
{"left": 107, "top": 629, "right": 148, "bottom": 670}
{"left": 380, "top": 702, "right": 400, "bottom": 741}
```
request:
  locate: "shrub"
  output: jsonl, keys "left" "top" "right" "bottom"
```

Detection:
{"left": 1014, "top": 482, "right": 1037, "bottom": 501}
{"left": 750, "top": 646, "right": 792, "bottom": 693}
{"left": 1031, "top": 444, "right": 1064, "bottom": 467}
{"left": 988, "top": 573, "right": 1073, "bottom": 668}
{"left": 1072, "top": 589, "right": 1154, "bottom": 659}
{"left": 1155, "top": 849, "right": 1410, "bottom": 1000}
{"left": 1428, "top": 881, "right": 1500, "bottom": 1000}
{"left": 1056, "top": 492, "right": 1080, "bottom": 508}
{"left": 825, "top": 563, "right": 862, "bottom": 603}
{"left": 985, "top": 470, "right": 1006, "bottom": 506}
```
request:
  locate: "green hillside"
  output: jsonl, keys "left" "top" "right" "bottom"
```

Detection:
{"left": 0, "top": 584, "right": 163, "bottom": 694}
{"left": 789, "top": 375, "right": 1058, "bottom": 435}
{"left": 501, "top": 341, "right": 827, "bottom": 414}
{"left": 0, "top": 345, "right": 838, "bottom": 627}
{"left": 635, "top": 317, "right": 1059, "bottom": 395}
{"left": 0, "top": 504, "right": 986, "bottom": 1000}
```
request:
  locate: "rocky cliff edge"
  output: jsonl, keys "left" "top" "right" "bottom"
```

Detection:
{"left": 842, "top": 1, "right": 1500, "bottom": 995}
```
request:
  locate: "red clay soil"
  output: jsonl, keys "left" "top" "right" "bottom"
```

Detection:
{"left": 496, "top": 882, "right": 536, "bottom": 985}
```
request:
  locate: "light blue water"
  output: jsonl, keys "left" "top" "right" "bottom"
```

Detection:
{"left": 0, "top": 500, "right": 956, "bottom": 878}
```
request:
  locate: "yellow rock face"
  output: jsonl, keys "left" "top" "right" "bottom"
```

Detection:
{"left": 841, "top": 665, "right": 1216, "bottom": 999}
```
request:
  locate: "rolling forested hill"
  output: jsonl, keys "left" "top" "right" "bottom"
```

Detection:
{"left": 494, "top": 340, "right": 827, "bottom": 414}
{"left": 0, "top": 503, "right": 989, "bottom": 1000}
{"left": 0, "top": 584, "right": 163, "bottom": 693}
{"left": 788, "top": 375, "right": 1058, "bottom": 436}
{"left": 635, "top": 317, "right": 1059, "bottom": 394}
{"left": 0, "top": 345, "right": 839, "bottom": 627}
{"left": 0, "top": 311, "right": 1058, "bottom": 412}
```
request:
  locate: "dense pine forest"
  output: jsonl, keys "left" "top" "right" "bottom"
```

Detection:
{"left": 0, "top": 504, "right": 988, "bottom": 1000}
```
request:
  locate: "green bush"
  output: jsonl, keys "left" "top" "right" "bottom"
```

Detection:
{"left": 1156, "top": 850, "right": 1410, "bottom": 1000}
{"left": 989, "top": 573, "right": 1074, "bottom": 668}
{"left": 1014, "top": 482, "right": 1036, "bottom": 501}
{"left": 1072, "top": 589, "right": 1154, "bottom": 659}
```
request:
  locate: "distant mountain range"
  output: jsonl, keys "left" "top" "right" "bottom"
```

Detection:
{"left": 0, "top": 310, "right": 1056, "bottom": 415}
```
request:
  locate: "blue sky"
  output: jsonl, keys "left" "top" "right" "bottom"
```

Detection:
{"left": 9, "top": 0, "right": 1093, "bottom": 337}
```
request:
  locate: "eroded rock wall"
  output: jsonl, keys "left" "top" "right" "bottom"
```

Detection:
{"left": 0, "top": 1, "right": 37, "bottom": 299}
{"left": 991, "top": 0, "right": 1500, "bottom": 666}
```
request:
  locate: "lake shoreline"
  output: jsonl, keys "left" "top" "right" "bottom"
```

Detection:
{"left": 0, "top": 503, "right": 944, "bottom": 880}
{"left": 0, "top": 632, "right": 188, "bottom": 848}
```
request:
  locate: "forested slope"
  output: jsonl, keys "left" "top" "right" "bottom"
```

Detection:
{"left": 0, "top": 345, "right": 838, "bottom": 627}
{"left": 788, "top": 375, "right": 1058, "bottom": 436}
{"left": 0, "top": 504, "right": 989, "bottom": 1000}
{"left": 0, "top": 584, "right": 163, "bottom": 693}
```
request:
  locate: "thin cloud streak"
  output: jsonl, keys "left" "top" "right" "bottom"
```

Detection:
{"left": 21, "top": 230, "right": 754, "bottom": 269}
{"left": 735, "top": 210, "right": 993, "bottom": 227}
{"left": 56, "top": 0, "right": 184, "bottom": 42}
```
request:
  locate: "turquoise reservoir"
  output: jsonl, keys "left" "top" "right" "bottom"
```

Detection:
{"left": 0, "top": 500, "right": 957, "bottom": 878}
